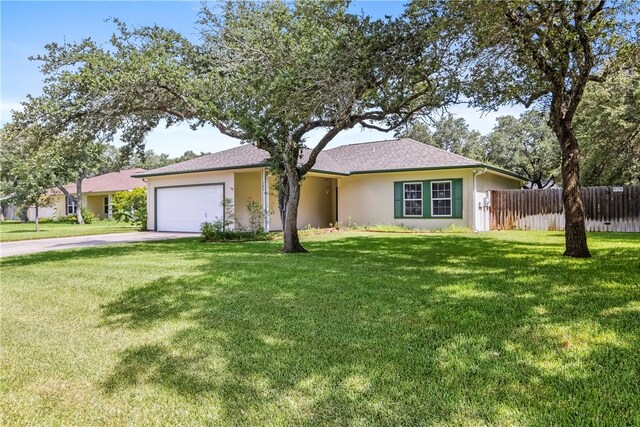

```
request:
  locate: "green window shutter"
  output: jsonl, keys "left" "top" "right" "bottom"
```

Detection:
{"left": 394, "top": 182, "right": 403, "bottom": 218}
{"left": 452, "top": 178, "right": 463, "bottom": 218}
{"left": 422, "top": 180, "right": 431, "bottom": 218}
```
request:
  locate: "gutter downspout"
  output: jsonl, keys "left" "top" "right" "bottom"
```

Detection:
{"left": 472, "top": 168, "right": 487, "bottom": 232}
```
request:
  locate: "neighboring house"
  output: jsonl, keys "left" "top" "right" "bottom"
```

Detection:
{"left": 134, "top": 138, "right": 525, "bottom": 233}
{"left": 48, "top": 168, "right": 146, "bottom": 220}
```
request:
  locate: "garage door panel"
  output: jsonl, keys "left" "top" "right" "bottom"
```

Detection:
{"left": 156, "top": 185, "right": 224, "bottom": 232}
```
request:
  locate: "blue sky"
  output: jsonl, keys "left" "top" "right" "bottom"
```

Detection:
{"left": 1, "top": 1, "right": 523, "bottom": 157}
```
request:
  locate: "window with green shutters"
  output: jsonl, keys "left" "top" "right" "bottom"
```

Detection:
{"left": 394, "top": 178, "right": 463, "bottom": 219}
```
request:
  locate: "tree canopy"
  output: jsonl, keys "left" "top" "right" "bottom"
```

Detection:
{"left": 407, "top": 0, "right": 639, "bottom": 257}
{"left": 14, "top": 0, "right": 456, "bottom": 252}
{"left": 484, "top": 111, "right": 560, "bottom": 189}
{"left": 0, "top": 126, "right": 57, "bottom": 228}
{"left": 576, "top": 62, "right": 640, "bottom": 185}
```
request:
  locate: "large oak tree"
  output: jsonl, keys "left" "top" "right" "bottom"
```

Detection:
{"left": 410, "top": 0, "right": 638, "bottom": 257}
{"left": 26, "top": 0, "right": 456, "bottom": 252}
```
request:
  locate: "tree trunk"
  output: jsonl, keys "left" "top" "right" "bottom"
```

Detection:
{"left": 282, "top": 168, "right": 307, "bottom": 253}
{"left": 278, "top": 174, "right": 288, "bottom": 228}
{"left": 75, "top": 177, "right": 85, "bottom": 224}
{"left": 35, "top": 203, "right": 40, "bottom": 232}
{"left": 553, "top": 118, "right": 591, "bottom": 258}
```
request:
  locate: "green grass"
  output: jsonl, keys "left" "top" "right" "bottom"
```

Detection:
{"left": 1, "top": 231, "right": 639, "bottom": 425}
{"left": 0, "top": 221, "right": 139, "bottom": 242}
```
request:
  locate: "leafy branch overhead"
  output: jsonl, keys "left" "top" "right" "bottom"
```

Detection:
{"left": 406, "top": 0, "right": 638, "bottom": 257}
{"left": 17, "top": 0, "right": 457, "bottom": 252}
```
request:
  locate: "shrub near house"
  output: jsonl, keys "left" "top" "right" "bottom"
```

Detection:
{"left": 112, "top": 188, "right": 147, "bottom": 229}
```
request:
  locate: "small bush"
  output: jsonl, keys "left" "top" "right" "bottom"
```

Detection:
{"left": 112, "top": 188, "right": 147, "bottom": 229}
{"left": 200, "top": 220, "right": 223, "bottom": 241}
{"left": 57, "top": 214, "right": 79, "bottom": 224}
{"left": 201, "top": 220, "right": 269, "bottom": 242}
{"left": 246, "top": 200, "right": 267, "bottom": 236}
{"left": 81, "top": 208, "right": 94, "bottom": 224}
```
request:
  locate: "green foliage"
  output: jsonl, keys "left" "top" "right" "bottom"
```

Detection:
{"left": 124, "top": 149, "right": 211, "bottom": 171}
{"left": 200, "top": 220, "right": 224, "bottom": 241}
{"left": 80, "top": 207, "right": 94, "bottom": 224}
{"left": 22, "top": 1, "right": 455, "bottom": 251}
{"left": 0, "top": 126, "right": 57, "bottom": 212}
{"left": 416, "top": 0, "right": 637, "bottom": 111}
{"left": 399, "top": 114, "right": 484, "bottom": 160}
{"left": 409, "top": 0, "right": 637, "bottom": 256}
{"left": 200, "top": 220, "right": 268, "bottom": 242}
{"left": 200, "top": 198, "right": 268, "bottom": 242}
{"left": 245, "top": 200, "right": 266, "bottom": 236}
{"left": 483, "top": 111, "right": 560, "bottom": 188}
{"left": 400, "top": 111, "right": 560, "bottom": 187}
{"left": 58, "top": 214, "right": 80, "bottom": 224}
{"left": 575, "top": 65, "right": 640, "bottom": 185}
{"left": 112, "top": 188, "right": 147, "bottom": 229}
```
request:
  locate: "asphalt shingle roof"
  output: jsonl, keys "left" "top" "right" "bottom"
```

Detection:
{"left": 55, "top": 168, "right": 146, "bottom": 194}
{"left": 134, "top": 138, "right": 523, "bottom": 179}
{"left": 324, "top": 138, "right": 480, "bottom": 172}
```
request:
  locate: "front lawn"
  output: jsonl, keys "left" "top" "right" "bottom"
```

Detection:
{"left": 0, "top": 221, "right": 139, "bottom": 242}
{"left": 1, "top": 231, "right": 638, "bottom": 425}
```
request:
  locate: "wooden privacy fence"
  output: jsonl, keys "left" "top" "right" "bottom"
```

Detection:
{"left": 490, "top": 186, "right": 640, "bottom": 232}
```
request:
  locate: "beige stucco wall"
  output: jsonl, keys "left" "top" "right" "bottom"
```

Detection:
{"left": 476, "top": 172, "right": 522, "bottom": 192}
{"left": 267, "top": 174, "right": 335, "bottom": 231}
{"left": 234, "top": 171, "right": 262, "bottom": 230}
{"left": 51, "top": 192, "right": 116, "bottom": 219}
{"left": 267, "top": 176, "right": 282, "bottom": 231}
{"left": 52, "top": 195, "right": 66, "bottom": 218}
{"left": 86, "top": 194, "right": 106, "bottom": 219}
{"left": 145, "top": 170, "right": 234, "bottom": 230}
{"left": 298, "top": 175, "right": 334, "bottom": 228}
{"left": 143, "top": 167, "right": 520, "bottom": 232}
{"left": 50, "top": 193, "right": 90, "bottom": 218}
{"left": 338, "top": 169, "right": 476, "bottom": 229}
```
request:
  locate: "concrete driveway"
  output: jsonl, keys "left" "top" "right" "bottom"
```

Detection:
{"left": 0, "top": 231, "right": 197, "bottom": 258}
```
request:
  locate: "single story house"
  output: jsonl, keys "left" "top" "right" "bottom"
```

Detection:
{"left": 133, "top": 138, "right": 525, "bottom": 233}
{"left": 48, "top": 168, "right": 146, "bottom": 220}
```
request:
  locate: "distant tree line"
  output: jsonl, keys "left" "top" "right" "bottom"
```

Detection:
{"left": 100, "top": 147, "right": 210, "bottom": 173}
{"left": 399, "top": 62, "right": 640, "bottom": 189}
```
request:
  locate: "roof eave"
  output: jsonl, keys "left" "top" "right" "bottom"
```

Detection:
{"left": 308, "top": 168, "right": 350, "bottom": 176}
{"left": 348, "top": 164, "right": 526, "bottom": 180}
{"left": 134, "top": 162, "right": 526, "bottom": 181}
{"left": 132, "top": 163, "right": 267, "bottom": 178}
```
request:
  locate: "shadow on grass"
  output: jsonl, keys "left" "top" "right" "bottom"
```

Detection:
{"left": 98, "top": 233, "right": 640, "bottom": 424}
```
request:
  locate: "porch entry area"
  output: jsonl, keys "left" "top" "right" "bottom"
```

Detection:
{"left": 85, "top": 194, "right": 113, "bottom": 219}
{"left": 234, "top": 170, "right": 338, "bottom": 232}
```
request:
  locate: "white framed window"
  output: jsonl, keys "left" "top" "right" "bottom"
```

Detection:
{"left": 66, "top": 196, "right": 77, "bottom": 215}
{"left": 104, "top": 196, "right": 110, "bottom": 215}
{"left": 431, "top": 181, "right": 452, "bottom": 217}
{"left": 403, "top": 182, "right": 423, "bottom": 217}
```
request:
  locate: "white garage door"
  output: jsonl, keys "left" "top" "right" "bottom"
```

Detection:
{"left": 156, "top": 184, "right": 224, "bottom": 232}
